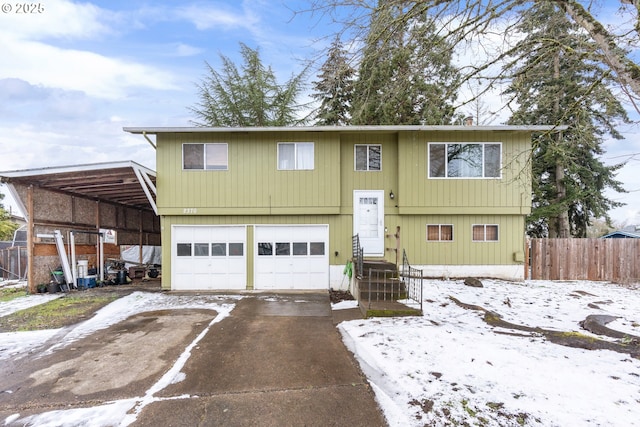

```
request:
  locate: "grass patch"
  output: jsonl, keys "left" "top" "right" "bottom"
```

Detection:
{"left": 0, "top": 287, "right": 28, "bottom": 302}
{"left": 0, "top": 294, "right": 119, "bottom": 332}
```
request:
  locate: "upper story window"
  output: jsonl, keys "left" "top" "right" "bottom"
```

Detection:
{"left": 183, "top": 143, "right": 228, "bottom": 170}
{"left": 472, "top": 224, "right": 499, "bottom": 242}
{"left": 428, "top": 143, "right": 501, "bottom": 178}
{"left": 278, "top": 142, "right": 314, "bottom": 170}
{"left": 355, "top": 144, "right": 381, "bottom": 171}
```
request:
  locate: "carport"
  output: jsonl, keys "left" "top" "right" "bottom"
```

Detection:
{"left": 0, "top": 161, "right": 160, "bottom": 293}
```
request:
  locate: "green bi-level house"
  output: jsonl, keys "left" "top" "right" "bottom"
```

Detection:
{"left": 124, "top": 125, "right": 557, "bottom": 291}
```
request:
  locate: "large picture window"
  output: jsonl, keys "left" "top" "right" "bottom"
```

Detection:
{"left": 183, "top": 143, "right": 228, "bottom": 170}
{"left": 355, "top": 144, "right": 381, "bottom": 171}
{"left": 429, "top": 143, "right": 501, "bottom": 178}
{"left": 278, "top": 142, "right": 314, "bottom": 170}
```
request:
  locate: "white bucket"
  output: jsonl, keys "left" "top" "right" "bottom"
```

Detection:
{"left": 77, "top": 260, "right": 89, "bottom": 278}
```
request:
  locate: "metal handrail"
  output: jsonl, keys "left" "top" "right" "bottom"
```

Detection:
{"left": 352, "top": 234, "right": 364, "bottom": 278}
{"left": 400, "top": 249, "right": 423, "bottom": 314}
{"left": 365, "top": 268, "right": 404, "bottom": 309}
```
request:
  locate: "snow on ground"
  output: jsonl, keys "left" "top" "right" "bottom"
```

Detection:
{"left": 1, "top": 280, "right": 639, "bottom": 426}
{"left": 1, "top": 291, "right": 240, "bottom": 426}
{"left": 0, "top": 292, "right": 62, "bottom": 318}
{"left": 339, "top": 279, "right": 640, "bottom": 427}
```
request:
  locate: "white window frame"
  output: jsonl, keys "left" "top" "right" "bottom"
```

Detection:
{"left": 426, "top": 224, "right": 454, "bottom": 242}
{"left": 182, "top": 143, "right": 228, "bottom": 171}
{"left": 428, "top": 142, "right": 502, "bottom": 179}
{"left": 277, "top": 142, "right": 315, "bottom": 170}
{"left": 472, "top": 224, "right": 499, "bottom": 242}
{"left": 354, "top": 144, "right": 382, "bottom": 171}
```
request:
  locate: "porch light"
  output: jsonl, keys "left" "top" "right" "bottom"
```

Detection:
{"left": 389, "top": 190, "right": 395, "bottom": 200}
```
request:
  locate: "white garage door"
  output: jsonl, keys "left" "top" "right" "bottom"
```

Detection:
{"left": 172, "top": 225, "right": 246, "bottom": 290}
{"left": 255, "top": 225, "right": 329, "bottom": 290}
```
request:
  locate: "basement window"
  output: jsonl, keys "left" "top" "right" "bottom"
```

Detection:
{"left": 426, "top": 225, "right": 453, "bottom": 242}
{"left": 183, "top": 143, "right": 228, "bottom": 170}
{"left": 472, "top": 224, "right": 499, "bottom": 242}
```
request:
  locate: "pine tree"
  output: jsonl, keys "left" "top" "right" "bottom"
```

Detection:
{"left": 350, "top": 3, "right": 460, "bottom": 125}
{"left": 311, "top": 38, "right": 356, "bottom": 125}
{"left": 504, "top": 3, "right": 628, "bottom": 238}
{"left": 190, "top": 43, "right": 309, "bottom": 127}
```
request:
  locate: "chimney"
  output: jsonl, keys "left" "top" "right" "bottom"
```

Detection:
{"left": 464, "top": 116, "right": 473, "bottom": 126}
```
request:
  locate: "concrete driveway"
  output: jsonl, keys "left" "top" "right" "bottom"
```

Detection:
{"left": 0, "top": 292, "right": 386, "bottom": 426}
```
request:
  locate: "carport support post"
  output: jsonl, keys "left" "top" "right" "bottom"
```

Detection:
{"left": 139, "top": 210, "right": 143, "bottom": 268}
{"left": 70, "top": 232, "right": 77, "bottom": 287}
{"left": 26, "top": 185, "right": 35, "bottom": 294}
{"left": 99, "top": 233, "right": 104, "bottom": 281}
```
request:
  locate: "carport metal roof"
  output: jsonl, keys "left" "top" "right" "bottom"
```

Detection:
{"left": 0, "top": 161, "right": 157, "bottom": 215}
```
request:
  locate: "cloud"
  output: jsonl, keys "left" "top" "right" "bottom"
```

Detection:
{"left": 176, "top": 2, "right": 258, "bottom": 31}
{"left": 0, "top": 0, "right": 113, "bottom": 41}
{"left": 172, "top": 43, "right": 204, "bottom": 57}
{"left": 0, "top": 37, "right": 181, "bottom": 99}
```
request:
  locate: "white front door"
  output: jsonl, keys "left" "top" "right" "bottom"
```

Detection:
{"left": 354, "top": 190, "right": 384, "bottom": 256}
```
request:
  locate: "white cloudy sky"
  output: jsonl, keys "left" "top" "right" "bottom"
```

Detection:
{"left": 0, "top": 0, "right": 639, "bottom": 225}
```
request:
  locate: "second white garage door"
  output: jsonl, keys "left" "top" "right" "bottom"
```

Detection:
{"left": 255, "top": 225, "right": 329, "bottom": 290}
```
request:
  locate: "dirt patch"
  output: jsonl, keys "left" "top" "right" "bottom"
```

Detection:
{"left": 329, "top": 289, "right": 355, "bottom": 304}
{"left": 449, "top": 296, "right": 640, "bottom": 358}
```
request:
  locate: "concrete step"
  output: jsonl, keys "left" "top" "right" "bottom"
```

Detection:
{"left": 361, "top": 260, "right": 397, "bottom": 276}
{"left": 358, "top": 300, "right": 422, "bottom": 318}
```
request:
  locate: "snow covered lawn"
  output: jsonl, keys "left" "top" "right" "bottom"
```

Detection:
{"left": 1, "top": 280, "right": 638, "bottom": 426}
{"left": 337, "top": 279, "right": 640, "bottom": 426}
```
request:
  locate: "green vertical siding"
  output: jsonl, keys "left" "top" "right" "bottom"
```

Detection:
{"left": 340, "top": 133, "right": 399, "bottom": 213}
{"left": 155, "top": 128, "right": 534, "bottom": 288}
{"left": 385, "top": 214, "right": 525, "bottom": 266}
{"left": 160, "top": 213, "right": 525, "bottom": 287}
{"left": 156, "top": 132, "right": 341, "bottom": 214}
{"left": 397, "top": 131, "right": 532, "bottom": 213}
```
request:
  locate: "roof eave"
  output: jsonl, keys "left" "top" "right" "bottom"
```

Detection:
{"left": 0, "top": 160, "right": 155, "bottom": 180}
{"left": 123, "top": 125, "right": 569, "bottom": 135}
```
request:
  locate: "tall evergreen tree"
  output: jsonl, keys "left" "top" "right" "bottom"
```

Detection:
{"left": 504, "top": 3, "right": 628, "bottom": 238}
{"left": 350, "top": 2, "right": 460, "bottom": 125}
{"left": 190, "top": 43, "right": 309, "bottom": 127}
{"left": 311, "top": 37, "right": 356, "bottom": 125}
{"left": 309, "top": 1, "right": 640, "bottom": 114}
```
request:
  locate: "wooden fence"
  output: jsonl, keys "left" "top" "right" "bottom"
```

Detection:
{"left": 529, "top": 238, "right": 640, "bottom": 283}
{"left": 1, "top": 246, "right": 27, "bottom": 281}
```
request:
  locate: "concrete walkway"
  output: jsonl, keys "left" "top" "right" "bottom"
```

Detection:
{"left": 0, "top": 292, "right": 386, "bottom": 426}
